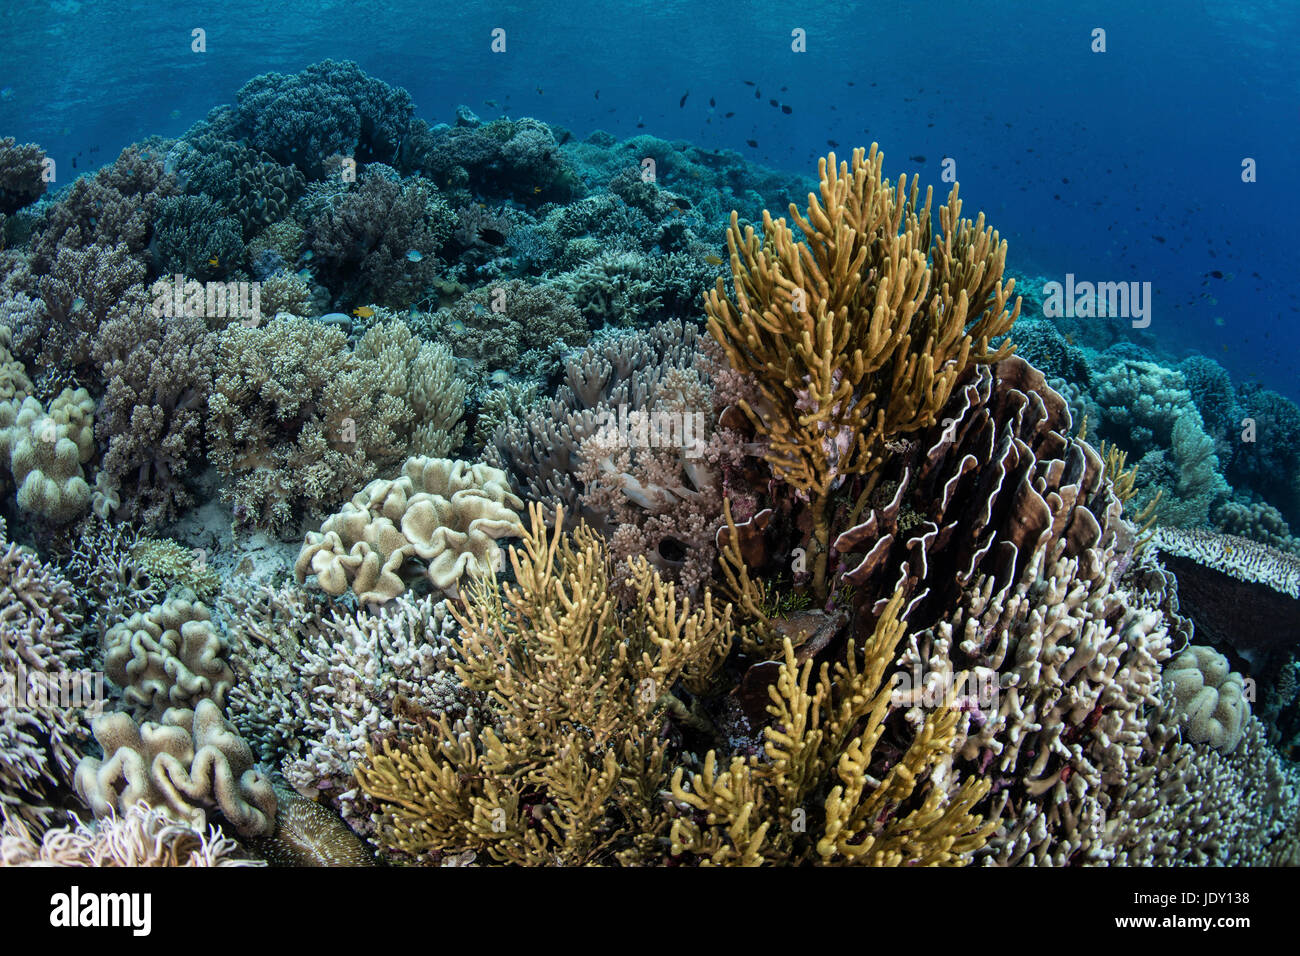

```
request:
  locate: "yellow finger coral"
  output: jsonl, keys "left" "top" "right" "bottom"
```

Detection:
{"left": 705, "top": 145, "right": 1019, "bottom": 594}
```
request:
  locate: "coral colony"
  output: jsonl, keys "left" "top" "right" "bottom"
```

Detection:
{"left": 1, "top": 60, "right": 1299, "bottom": 868}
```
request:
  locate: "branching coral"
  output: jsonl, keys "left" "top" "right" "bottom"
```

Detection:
{"left": 0, "top": 805, "right": 261, "bottom": 867}
{"left": 0, "top": 138, "right": 47, "bottom": 215}
{"left": 206, "top": 315, "right": 412, "bottom": 532}
{"left": 0, "top": 527, "right": 94, "bottom": 832}
{"left": 355, "top": 503, "right": 736, "bottom": 864}
{"left": 705, "top": 146, "right": 1019, "bottom": 595}
{"left": 91, "top": 302, "right": 214, "bottom": 527}
{"left": 309, "top": 165, "right": 451, "bottom": 309}
{"left": 431, "top": 279, "right": 587, "bottom": 385}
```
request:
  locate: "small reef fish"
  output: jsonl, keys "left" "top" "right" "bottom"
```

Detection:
{"left": 746, "top": 139, "right": 758, "bottom": 148}
{"left": 909, "top": 155, "right": 926, "bottom": 163}
{"left": 208, "top": 256, "right": 220, "bottom": 267}
{"left": 781, "top": 105, "right": 792, "bottom": 114}
{"left": 725, "top": 112, "right": 735, "bottom": 118}
{"left": 0, "top": 87, "right": 13, "bottom": 100}
{"left": 405, "top": 249, "right": 424, "bottom": 262}
{"left": 352, "top": 306, "right": 375, "bottom": 318}
{"left": 679, "top": 91, "right": 689, "bottom": 108}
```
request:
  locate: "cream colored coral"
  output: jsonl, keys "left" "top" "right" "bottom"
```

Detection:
{"left": 0, "top": 330, "right": 32, "bottom": 403}
{"left": 1164, "top": 645, "right": 1250, "bottom": 753}
{"left": 104, "top": 593, "right": 234, "bottom": 720}
{"left": 296, "top": 456, "right": 524, "bottom": 602}
{"left": 0, "top": 388, "right": 94, "bottom": 523}
{"left": 73, "top": 700, "right": 277, "bottom": 838}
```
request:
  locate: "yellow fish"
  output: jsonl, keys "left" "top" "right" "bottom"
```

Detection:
{"left": 704, "top": 254, "right": 724, "bottom": 266}
{"left": 533, "top": 186, "right": 542, "bottom": 194}
{"left": 1064, "top": 333, "right": 1074, "bottom": 345}
{"left": 208, "top": 256, "right": 220, "bottom": 267}
{"left": 352, "top": 306, "right": 375, "bottom": 318}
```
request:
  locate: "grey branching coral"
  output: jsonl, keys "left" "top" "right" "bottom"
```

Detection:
{"left": 0, "top": 137, "right": 47, "bottom": 215}
{"left": 0, "top": 526, "right": 94, "bottom": 832}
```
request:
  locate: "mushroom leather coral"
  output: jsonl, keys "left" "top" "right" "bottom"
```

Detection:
{"left": 296, "top": 456, "right": 524, "bottom": 602}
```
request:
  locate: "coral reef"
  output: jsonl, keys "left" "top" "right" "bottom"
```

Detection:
{"left": 0, "top": 388, "right": 96, "bottom": 523}
{"left": 706, "top": 146, "right": 1019, "bottom": 594}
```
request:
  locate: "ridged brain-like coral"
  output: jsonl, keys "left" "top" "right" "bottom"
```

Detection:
{"left": 296, "top": 456, "right": 525, "bottom": 603}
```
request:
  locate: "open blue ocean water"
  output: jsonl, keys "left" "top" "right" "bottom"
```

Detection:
{"left": 2, "top": 0, "right": 1296, "bottom": 397}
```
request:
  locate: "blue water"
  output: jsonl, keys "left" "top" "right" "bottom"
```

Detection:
{"left": 2, "top": 0, "right": 1296, "bottom": 398}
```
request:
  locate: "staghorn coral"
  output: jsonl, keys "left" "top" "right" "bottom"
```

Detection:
{"left": 295, "top": 456, "right": 524, "bottom": 603}
{"left": 74, "top": 699, "right": 277, "bottom": 839}
{"left": 91, "top": 302, "right": 214, "bottom": 527}
{"left": 0, "top": 138, "right": 47, "bottom": 215}
{"left": 103, "top": 593, "right": 233, "bottom": 721}
{"left": 0, "top": 388, "right": 96, "bottom": 524}
{"left": 0, "top": 804, "right": 260, "bottom": 867}
{"left": 706, "top": 145, "right": 1019, "bottom": 595}
{"left": 1163, "top": 645, "right": 1250, "bottom": 753}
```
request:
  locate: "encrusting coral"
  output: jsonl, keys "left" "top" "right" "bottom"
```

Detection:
{"left": 705, "top": 145, "right": 1019, "bottom": 595}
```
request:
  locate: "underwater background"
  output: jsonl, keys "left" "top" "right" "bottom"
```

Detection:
{"left": 0, "top": 0, "right": 1298, "bottom": 867}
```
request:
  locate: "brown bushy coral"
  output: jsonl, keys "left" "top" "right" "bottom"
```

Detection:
{"left": 206, "top": 315, "right": 412, "bottom": 532}
{"left": 355, "top": 504, "right": 995, "bottom": 866}
{"left": 91, "top": 301, "right": 215, "bottom": 527}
